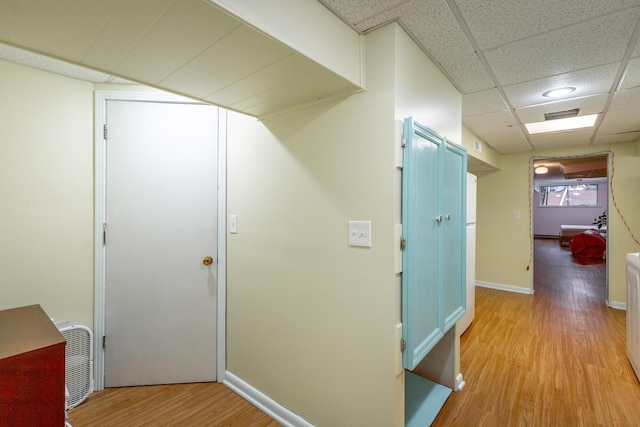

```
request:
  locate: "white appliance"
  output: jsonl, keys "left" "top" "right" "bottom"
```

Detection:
{"left": 627, "top": 252, "right": 640, "bottom": 381}
{"left": 458, "top": 173, "right": 477, "bottom": 335}
{"left": 56, "top": 322, "right": 94, "bottom": 408}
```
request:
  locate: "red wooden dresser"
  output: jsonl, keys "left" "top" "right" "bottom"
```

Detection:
{"left": 0, "top": 304, "right": 66, "bottom": 426}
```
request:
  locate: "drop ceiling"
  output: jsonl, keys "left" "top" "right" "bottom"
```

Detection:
{"left": 321, "top": 0, "right": 640, "bottom": 154}
{"left": 2, "top": 0, "right": 640, "bottom": 155}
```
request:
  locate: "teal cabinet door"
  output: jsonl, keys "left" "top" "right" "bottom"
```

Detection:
{"left": 402, "top": 118, "right": 466, "bottom": 371}
{"left": 441, "top": 140, "right": 467, "bottom": 331}
{"left": 402, "top": 120, "right": 443, "bottom": 370}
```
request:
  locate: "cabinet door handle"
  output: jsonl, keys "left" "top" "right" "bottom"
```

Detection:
{"left": 446, "top": 214, "right": 451, "bottom": 221}
{"left": 436, "top": 215, "right": 443, "bottom": 223}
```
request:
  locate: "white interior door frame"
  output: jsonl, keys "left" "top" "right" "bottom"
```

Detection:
{"left": 529, "top": 153, "right": 611, "bottom": 304}
{"left": 93, "top": 90, "right": 227, "bottom": 390}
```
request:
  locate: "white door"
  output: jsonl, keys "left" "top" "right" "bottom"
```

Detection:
{"left": 104, "top": 100, "right": 218, "bottom": 387}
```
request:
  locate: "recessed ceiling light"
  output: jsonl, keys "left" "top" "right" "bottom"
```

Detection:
{"left": 534, "top": 165, "right": 549, "bottom": 174}
{"left": 525, "top": 114, "right": 598, "bottom": 134}
{"left": 542, "top": 87, "right": 575, "bottom": 98}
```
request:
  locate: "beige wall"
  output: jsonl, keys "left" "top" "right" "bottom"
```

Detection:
{"left": 0, "top": 59, "right": 94, "bottom": 326}
{"left": 461, "top": 126, "right": 502, "bottom": 170}
{"left": 476, "top": 142, "right": 640, "bottom": 305}
{"left": 394, "top": 25, "right": 462, "bottom": 144}
{"left": 226, "top": 23, "right": 462, "bottom": 426}
{"left": 226, "top": 26, "right": 398, "bottom": 426}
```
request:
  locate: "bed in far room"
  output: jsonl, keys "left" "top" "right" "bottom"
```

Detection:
{"left": 559, "top": 224, "right": 606, "bottom": 246}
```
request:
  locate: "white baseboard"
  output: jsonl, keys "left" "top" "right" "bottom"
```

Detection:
{"left": 608, "top": 301, "right": 626, "bottom": 310}
{"left": 476, "top": 281, "right": 534, "bottom": 295}
{"left": 223, "top": 371, "right": 313, "bottom": 427}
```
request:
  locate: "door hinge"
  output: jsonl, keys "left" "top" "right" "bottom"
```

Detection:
{"left": 401, "top": 135, "right": 406, "bottom": 148}
{"left": 400, "top": 338, "right": 406, "bottom": 351}
{"left": 103, "top": 223, "right": 107, "bottom": 245}
{"left": 103, "top": 124, "right": 108, "bottom": 140}
{"left": 400, "top": 238, "right": 407, "bottom": 250}
{"left": 102, "top": 335, "right": 106, "bottom": 350}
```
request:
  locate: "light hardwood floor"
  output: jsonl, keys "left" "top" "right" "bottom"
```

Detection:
{"left": 68, "top": 238, "right": 640, "bottom": 426}
{"left": 66, "top": 382, "right": 280, "bottom": 426}
{"left": 433, "top": 238, "right": 640, "bottom": 426}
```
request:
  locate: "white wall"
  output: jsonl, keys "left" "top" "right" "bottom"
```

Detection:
{"left": 0, "top": 59, "right": 94, "bottom": 326}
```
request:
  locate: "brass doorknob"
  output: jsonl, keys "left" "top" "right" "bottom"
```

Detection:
{"left": 202, "top": 256, "right": 214, "bottom": 266}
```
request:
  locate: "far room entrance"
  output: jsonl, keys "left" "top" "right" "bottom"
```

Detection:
{"left": 531, "top": 154, "right": 609, "bottom": 304}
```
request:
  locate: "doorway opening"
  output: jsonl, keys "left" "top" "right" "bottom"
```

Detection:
{"left": 531, "top": 154, "right": 609, "bottom": 305}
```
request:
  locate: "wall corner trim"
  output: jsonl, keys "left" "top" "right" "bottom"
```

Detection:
{"left": 475, "top": 281, "right": 534, "bottom": 295}
{"left": 608, "top": 301, "right": 627, "bottom": 310}
{"left": 223, "top": 371, "right": 314, "bottom": 427}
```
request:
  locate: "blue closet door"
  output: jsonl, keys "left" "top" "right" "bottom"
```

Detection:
{"left": 441, "top": 140, "right": 467, "bottom": 331}
{"left": 402, "top": 118, "right": 443, "bottom": 370}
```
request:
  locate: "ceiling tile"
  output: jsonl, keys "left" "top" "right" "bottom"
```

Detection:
{"left": 484, "top": 8, "right": 639, "bottom": 86}
{"left": 463, "top": 110, "right": 516, "bottom": 131}
{"left": 599, "top": 109, "right": 640, "bottom": 133}
{"left": 503, "top": 64, "right": 619, "bottom": 109}
{"left": 455, "top": 0, "right": 640, "bottom": 50}
{"left": 393, "top": 0, "right": 474, "bottom": 62}
{"left": 113, "top": 0, "right": 241, "bottom": 84}
{"left": 352, "top": 0, "right": 474, "bottom": 63}
{"left": 514, "top": 93, "right": 608, "bottom": 124}
{"left": 352, "top": 1, "right": 412, "bottom": 31}
{"left": 159, "top": 25, "right": 291, "bottom": 98}
{"left": 593, "top": 131, "right": 640, "bottom": 144}
{"left": 462, "top": 88, "right": 508, "bottom": 116}
{"left": 439, "top": 53, "right": 495, "bottom": 94}
{"left": 619, "top": 57, "right": 640, "bottom": 89}
{"left": 320, "top": 0, "right": 405, "bottom": 27}
{"left": 474, "top": 126, "right": 532, "bottom": 153}
{"left": 528, "top": 128, "right": 595, "bottom": 150}
{"left": 609, "top": 87, "right": 640, "bottom": 110}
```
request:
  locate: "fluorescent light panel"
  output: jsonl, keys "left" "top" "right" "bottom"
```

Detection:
{"left": 525, "top": 114, "right": 598, "bottom": 134}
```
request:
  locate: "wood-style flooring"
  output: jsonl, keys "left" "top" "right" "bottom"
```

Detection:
{"left": 68, "top": 238, "right": 640, "bottom": 426}
{"left": 66, "top": 382, "right": 279, "bottom": 426}
{"left": 433, "top": 238, "right": 639, "bottom": 426}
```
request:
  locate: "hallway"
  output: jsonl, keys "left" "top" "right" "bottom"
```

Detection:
{"left": 433, "top": 238, "right": 639, "bottom": 426}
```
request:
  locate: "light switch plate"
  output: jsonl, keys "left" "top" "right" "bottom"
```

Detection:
{"left": 348, "top": 221, "right": 372, "bottom": 247}
{"left": 230, "top": 215, "right": 238, "bottom": 233}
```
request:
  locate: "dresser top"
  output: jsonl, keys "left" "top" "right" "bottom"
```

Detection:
{"left": 0, "top": 304, "right": 65, "bottom": 360}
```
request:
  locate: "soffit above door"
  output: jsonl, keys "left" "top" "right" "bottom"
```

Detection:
{"left": 0, "top": 0, "right": 362, "bottom": 118}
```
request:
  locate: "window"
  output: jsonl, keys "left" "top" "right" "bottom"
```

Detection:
{"left": 539, "top": 183, "right": 598, "bottom": 207}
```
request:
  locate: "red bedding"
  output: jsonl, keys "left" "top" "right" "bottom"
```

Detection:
{"left": 570, "top": 230, "right": 606, "bottom": 259}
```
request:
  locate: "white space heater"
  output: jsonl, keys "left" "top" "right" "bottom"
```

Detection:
{"left": 56, "top": 322, "right": 94, "bottom": 408}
